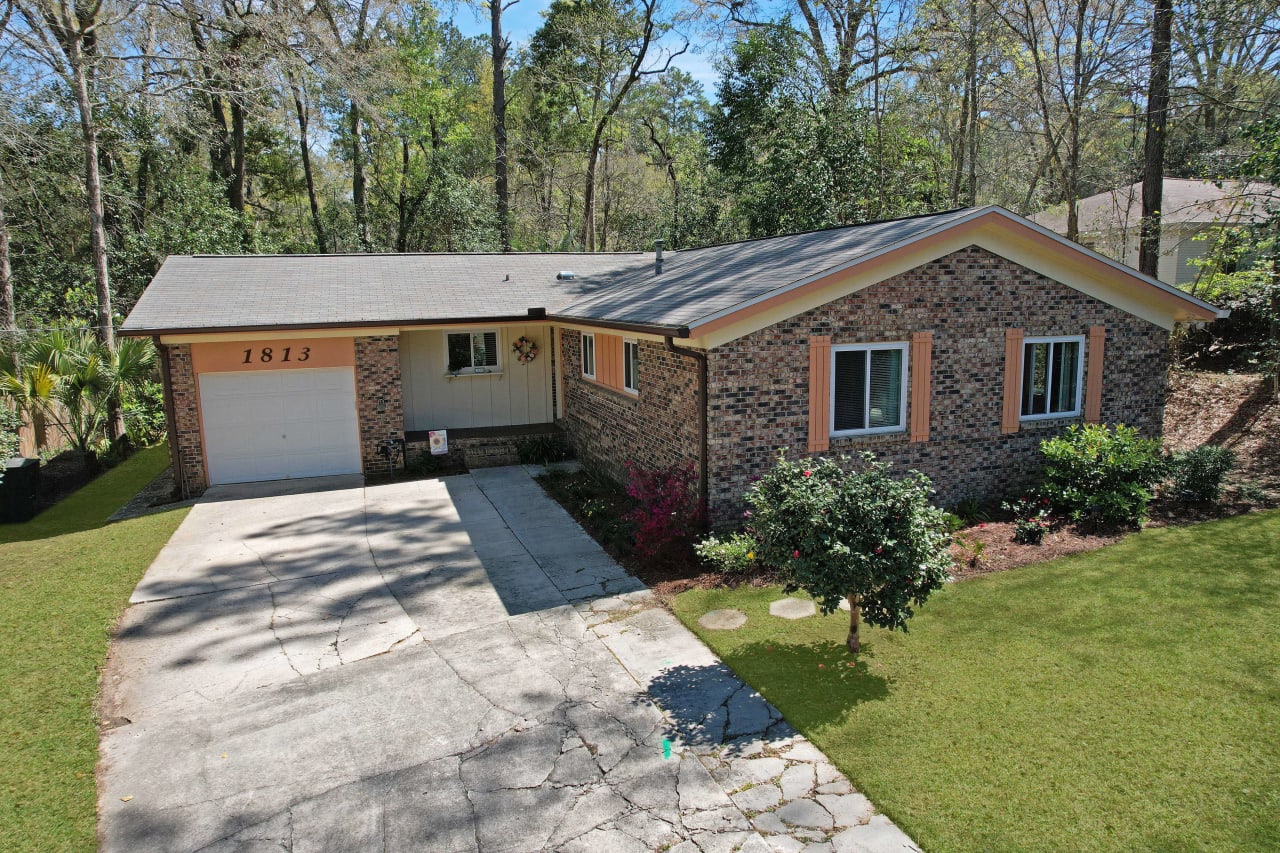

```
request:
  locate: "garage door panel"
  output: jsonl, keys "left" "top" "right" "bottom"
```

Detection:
{"left": 199, "top": 368, "right": 362, "bottom": 486}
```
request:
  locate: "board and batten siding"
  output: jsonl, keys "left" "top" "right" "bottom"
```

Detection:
{"left": 400, "top": 326, "right": 554, "bottom": 430}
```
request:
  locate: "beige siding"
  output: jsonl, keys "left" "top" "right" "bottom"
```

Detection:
{"left": 400, "top": 326, "right": 554, "bottom": 430}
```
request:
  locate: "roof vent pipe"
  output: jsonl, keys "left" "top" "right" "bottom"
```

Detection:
{"left": 654, "top": 239, "right": 664, "bottom": 275}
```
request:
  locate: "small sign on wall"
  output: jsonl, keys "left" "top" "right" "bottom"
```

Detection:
{"left": 428, "top": 430, "right": 449, "bottom": 455}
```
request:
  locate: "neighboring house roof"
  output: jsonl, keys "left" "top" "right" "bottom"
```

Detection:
{"left": 1029, "top": 178, "right": 1280, "bottom": 236}
{"left": 121, "top": 252, "right": 644, "bottom": 335}
{"left": 122, "top": 205, "right": 1224, "bottom": 340}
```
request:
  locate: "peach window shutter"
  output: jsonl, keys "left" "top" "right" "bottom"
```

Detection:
{"left": 1001, "top": 328, "right": 1024, "bottom": 434}
{"left": 807, "top": 336, "right": 832, "bottom": 452}
{"left": 910, "top": 332, "right": 932, "bottom": 443}
{"left": 597, "top": 334, "right": 620, "bottom": 389}
{"left": 1085, "top": 325, "right": 1106, "bottom": 423}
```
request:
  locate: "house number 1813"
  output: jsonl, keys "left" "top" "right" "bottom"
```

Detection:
{"left": 241, "top": 346, "right": 311, "bottom": 364}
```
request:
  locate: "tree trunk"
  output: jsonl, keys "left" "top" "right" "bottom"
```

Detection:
{"left": 965, "top": 0, "right": 979, "bottom": 208}
{"left": 291, "top": 82, "right": 327, "bottom": 253}
{"left": 846, "top": 595, "right": 861, "bottom": 653}
{"left": 0, "top": 171, "right": 14, "bottom": 334}
{"left": 1139, "top": 0, "right": 1172, "bottom": 279}
{"left": 68, "top": 37, "right": 113, "bottom": 352}
{"left": 350, "top": 102, "right": 370, "bottom": 251}
{"left": 1065, "top": 0, "right": 1086, "bottom": 243}
{"left": 229, "top": 98, "right": 247, "bottom": 215}
{"left": 396, "top": 137, "right": 410, "bottom": 253}
{"left": 582, "top": 125, "right": 604, "bottom": 251}
{"left": 491, "top": 0, "right": 512, "bottom": 252}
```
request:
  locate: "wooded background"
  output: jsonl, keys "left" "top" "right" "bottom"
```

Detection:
{"left": 0, "top": 0, "right": 1277, "bottom": 345}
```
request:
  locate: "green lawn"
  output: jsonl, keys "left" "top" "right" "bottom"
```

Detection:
{"left": 673, "top": 511, "right": 1280, "bottom": 852}
{"left": 0, "top": 445, "right": 188, "bottom": 853}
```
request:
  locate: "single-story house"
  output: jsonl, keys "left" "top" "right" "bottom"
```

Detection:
{"left": 121, "top": 206, "right": 1224, "bottom": 524}
{"left": 1030, "top": 178, "right": 1280, "bottom": 288}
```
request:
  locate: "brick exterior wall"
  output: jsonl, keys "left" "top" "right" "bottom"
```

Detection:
{"left": 162, "top": 343, "right": 207, "bottom": 499}
{"left": 558, "top": 333, "right": 701, "bottom": 484}
{"left": 355, "top": 335, "right": 405, "bottom": 478}
{"left": 405, "top": 427, "right": 568, "bottom": 470}
{"left": 705, "top": 246, "right": 1170, "bottom": 525}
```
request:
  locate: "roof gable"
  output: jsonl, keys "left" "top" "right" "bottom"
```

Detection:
{"left": 555, "top": 207, "right": 1223, "bottom": 344}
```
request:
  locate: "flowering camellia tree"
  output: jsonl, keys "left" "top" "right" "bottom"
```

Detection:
{"left": 745, "top": 451, "right": 952, "bottom": 653}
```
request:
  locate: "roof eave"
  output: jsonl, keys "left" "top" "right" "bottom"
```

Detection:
{"left": 121, "top": 309, "right": 551, "bottom": 338}
{"left": 546, "top": 313, "right": 691, "bottom": 338}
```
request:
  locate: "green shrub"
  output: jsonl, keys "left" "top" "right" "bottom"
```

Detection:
{"left": 515, "top": 434, "right": 569, "bottom": 465}
{"left": 694, "top": 532, "right": 758, "bottom": 574}
{"left": 1039, "top": 424, "right": 1167, "bottom": 529}
{"left": 950, "top": 496, "right": 991, "bottom": 524}
{"left": 1170, "top": 445, "right": 1237, "bottom": 503}
{"left": 746, "top": 450, "right": 952, "bottom": 652}
{"left": 123, "top": 379, "right": 167, "bottom": 446}
{"left": 1003, "top": 497, "right": 1053, "bottom": 545}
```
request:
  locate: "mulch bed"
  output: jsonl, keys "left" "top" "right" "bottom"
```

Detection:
{"left": 540, "top": 370, "right": 1280, "bottom": 593}
{"left": 947, "top": 521, "right": 1124, "bottom": 580}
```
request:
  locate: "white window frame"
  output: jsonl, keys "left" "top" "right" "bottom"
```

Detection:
{"left": 1019, "top": 334, "right": 1085, "bottom": 422}
{"left": 623, "top": 339, "right": 640, "bottom": 394}
{"left": 829, "top": 342, "right": 909, "bottom": 437}
{"left": 582, "top": 332, "right": 596, "bottom": 379}
{"left": 444, "top": 329, "right": 501, "bottom": 376}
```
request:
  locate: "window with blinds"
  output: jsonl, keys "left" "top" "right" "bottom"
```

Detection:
{"left": 446, "top": 330, "right": 500, "bottom": 374}
{"left": 1020, "top": 336, "right": 1083, "bottom": 419}
{"left": 831, "top": 343, "right": 907, "bottom": 435}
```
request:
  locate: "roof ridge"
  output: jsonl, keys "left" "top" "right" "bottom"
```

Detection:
{"left": 673, "top": 207, "right": 975, "bottom": 253}
{"left": 180, "top": 251, "right": 648, "bottom": 259}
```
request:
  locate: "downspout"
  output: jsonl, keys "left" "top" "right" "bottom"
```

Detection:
{"left": 665, "top": 336, "right": 709, "bottom": 528}
{"left": 154, "top": 336, "right": 184, "bottom": 499}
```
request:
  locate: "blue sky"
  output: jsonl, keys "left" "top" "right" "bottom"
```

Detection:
{"left": 446, "top": 0, "right": 722, "bottom": 94}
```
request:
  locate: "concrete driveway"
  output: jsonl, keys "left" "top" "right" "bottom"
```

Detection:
{"left": 99, "top": 467, "right": 918, "bottom": 853}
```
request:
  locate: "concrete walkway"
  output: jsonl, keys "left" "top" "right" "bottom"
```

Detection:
{"left": 99, "top": 467, "right": 919, "bottom": 853}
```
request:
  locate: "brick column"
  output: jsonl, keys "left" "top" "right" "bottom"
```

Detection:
{"left": 354, "top": 335, "right": 404, "bottom": 476}
{"left": 163, "top": 343, "right": 208, "bottom": 499}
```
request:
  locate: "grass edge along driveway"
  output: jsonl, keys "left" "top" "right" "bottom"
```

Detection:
{"left": 0, "top": 445, "right": 187, "bottom": 853}
{"left": 673, "top": 510, "right": 1280, "bottom": 853}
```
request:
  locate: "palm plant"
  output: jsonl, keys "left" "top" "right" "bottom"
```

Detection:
{"left": 0, "top": 331, "right": 159, "bottom": 454}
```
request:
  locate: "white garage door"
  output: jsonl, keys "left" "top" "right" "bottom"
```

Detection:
{"left": 199, "top": 368, "right": 362, "bottom": 485}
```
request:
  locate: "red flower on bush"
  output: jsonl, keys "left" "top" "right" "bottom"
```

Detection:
{"left": 793, "top": 549, "right": 800, "bottom": 558}
{"left": 803, "top": 470, "right": 812, "bottom": 478}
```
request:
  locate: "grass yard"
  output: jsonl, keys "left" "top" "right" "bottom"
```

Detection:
{"left": 673, "top": 511, "right": 1280, "bottom": 852}
{"left": 0, "top": 445, "right": 188, "bottom": 853}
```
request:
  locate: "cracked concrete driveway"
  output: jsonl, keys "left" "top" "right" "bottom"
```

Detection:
{"left": 99, "top": 466, "right": 919, "bottom": 853}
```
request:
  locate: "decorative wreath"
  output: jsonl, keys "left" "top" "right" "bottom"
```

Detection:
{"left": 512, "top": 336, "right": 539, "bottom": 364}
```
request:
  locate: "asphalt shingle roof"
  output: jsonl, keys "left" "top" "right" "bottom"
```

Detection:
{"left": 121, "top": 252, "right": 645, "bottom": 334}
{"left": 554, "top": 208, "right": 977, "bottom": 329}
{"left": 123, "top": 209, "right": 985, "bottom": 335}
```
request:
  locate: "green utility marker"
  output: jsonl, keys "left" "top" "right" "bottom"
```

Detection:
{"left": 662, "top": 738, "right": 672, "bottom": 759}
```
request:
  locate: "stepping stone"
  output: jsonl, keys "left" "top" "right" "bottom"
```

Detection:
{"left": 769, "top": 598, "right": 817, "bottom": 620}
{"left": 699, "top": 609, "right": 748, "bottom": 630}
